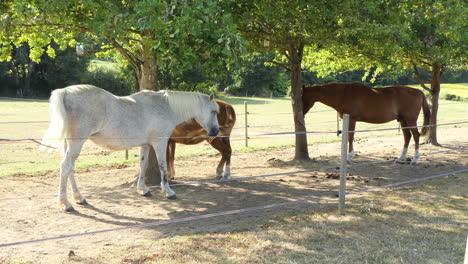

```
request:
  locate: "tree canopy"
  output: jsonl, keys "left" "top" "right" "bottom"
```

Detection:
{"left": 303, "top": 0, "right": 467, "bottom": 144}
{"left": 0, "top": 0, "right": 244, "bottom": 90}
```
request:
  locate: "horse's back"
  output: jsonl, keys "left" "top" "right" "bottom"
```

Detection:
{"left": 58, "top": 85, "right": 156, "bottom": 149}
{"left": 56, "top": 85, "right": 113, "bottom": 134}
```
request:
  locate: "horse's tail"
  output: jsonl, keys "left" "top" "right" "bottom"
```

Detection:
{"left": 420, "top": 94, "right": 431, "bottom": 137}
{"left": 40, "top": 89, "right": 67, "bottom": 152}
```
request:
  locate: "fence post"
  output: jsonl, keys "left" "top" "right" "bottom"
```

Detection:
{"left": 244, "top": 101, "right": 249, "bottom": 147}
{"left": 464, "top": 233, "right": 468, "bottom": 264}
{"left": 125, "top": 150, "right": 129, "bottom": 160}
{"left": 339, "top": 114, "right": 350, "bottom": 215}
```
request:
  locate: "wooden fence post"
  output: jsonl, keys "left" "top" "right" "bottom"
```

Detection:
{"left": 244, "top": 101, "right": 248, "bottom": 147}
{"left": 339, "top": 114, "right": 350, "bottom": 215}
{"left": 464, "top": 233, "right": 468, "bottom": 264}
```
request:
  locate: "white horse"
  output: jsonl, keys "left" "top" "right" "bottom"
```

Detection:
{"left": 41, "top": 84, "right": 220, "bottom": 211}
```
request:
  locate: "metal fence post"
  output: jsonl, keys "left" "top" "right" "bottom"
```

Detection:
{"left": 339, "top": 114, "right": 350, "bottom": 215}
{"left": 244, "top": 101, "right": 248, "bottom": 147}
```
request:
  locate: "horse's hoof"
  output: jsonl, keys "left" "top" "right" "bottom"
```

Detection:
{"left": 58, "top": 199, "right": 74, "bottom": 211}
{"left": 73, "top": 193, "right": 87, "bottom": 205}
{"left": 394, "top": 159, "right": 405, "bottom": 164}
{"left": 137, "top": 188, "right": 150, "bottom": 196}
{"left": 76, "top": 199, "right": 87, "bottom": 205}
{"left": 61, "top": 204, "right": 74, "bottom": 212}
{"left": 167, "top": 194, "right": 177, "bottom": 200}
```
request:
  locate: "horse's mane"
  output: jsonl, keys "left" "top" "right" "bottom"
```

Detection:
{"left": 161, "top": 90, "right": 219, "bottom": 122}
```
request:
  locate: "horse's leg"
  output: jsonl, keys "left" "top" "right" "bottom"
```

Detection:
{"left": 408, "top": 121, "right": 421, "bottom": 165}
{"left": 396, "top": 120, "right": 412, "bottom": 164}
{"left": 347, "top": 119, "right": 356, "bottom": 163}
{"left": 152, "top": 139, "right": 176, "bottom": 199}
{"left": 223, "top": 137, "right": 232, "bottom": 179}
{"left": 166, "top": 140, "right": 176, "bottom": 181}
{"left": 136, "top": 146, "right": 151, "bottom": 196}
{"left": 58, "top": 139, "right": 85, "bottom": 211}
{"left": 208, "top": 137, "right": 232, "bottom": 180}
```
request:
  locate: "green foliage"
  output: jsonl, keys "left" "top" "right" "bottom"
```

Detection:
{"left": 80, "top": 59, "right": 137, "bottom": 95}
{"left": 225, "top": 52, "right": 289, "bottom": 97}
{"left": 323, "top": 0, "right": 467, "bottom": 80}
{"left": 0, "top": 43, "right": 90, "bottom": 97}
{"left": 0, "top": 0, "right": 246, "bottom": 90}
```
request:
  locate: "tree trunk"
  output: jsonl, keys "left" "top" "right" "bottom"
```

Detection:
{"left": 136, "top": 57, "right": 162, "bottom": 186}
{"left": 288, "top": 44, "right": 310, "bottom": 160}
{"left": 137, "top": 58, "right": 159, "bottom": 91}
{"left": 428, "top": 63, "right": 441, "bottom": 146}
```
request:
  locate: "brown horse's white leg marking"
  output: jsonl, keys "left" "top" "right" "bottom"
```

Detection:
{"left": 411, "top": 148, "right": 420, "bottom": 165}
{"left": 396, "top": 147, "right": 408, "bottom": 164}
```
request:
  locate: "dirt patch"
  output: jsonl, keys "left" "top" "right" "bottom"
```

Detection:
{"left": 0, "top": 127, "right": 467, "bottom": 263}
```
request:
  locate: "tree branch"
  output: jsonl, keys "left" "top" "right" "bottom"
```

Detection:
{"left": 266, "top": 60, "right": 290, "bottom": 71}
{"left": 111, "top": 38, "right": 141, "bottom": 73}
{"left": 411, "top": 62, "right": 431, "bottom": 93}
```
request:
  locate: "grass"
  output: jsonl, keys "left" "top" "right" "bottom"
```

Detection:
{"left": 58, "top": 173, "right": 467, "bottom": 264}
{"left": 0, "top": 83, "right": 467, "bottom": 177}
{"left": 409, "top": 83, "right": 468, "bottom": 100}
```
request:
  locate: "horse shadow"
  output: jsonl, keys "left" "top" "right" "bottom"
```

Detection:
{"left": 71, "top": 162, "right": 336, "bottom": 232}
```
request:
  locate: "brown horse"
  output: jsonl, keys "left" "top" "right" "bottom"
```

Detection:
{"left": 302, "top": 82, "right": 430, "bottom": 165}
{"left": 167, "top": 99, "right": 236, "bottom": 180}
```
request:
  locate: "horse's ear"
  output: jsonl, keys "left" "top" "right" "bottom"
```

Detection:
{"left": 209, "top": 93, "right": 214, "bottom": 101}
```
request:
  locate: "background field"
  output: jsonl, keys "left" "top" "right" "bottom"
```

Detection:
{"left": 1, "top": 83, "right": 467, "bottom": 177}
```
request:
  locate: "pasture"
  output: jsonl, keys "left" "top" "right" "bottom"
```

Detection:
{"left": 0, "top": 84, "right": 467, "bottom": 263}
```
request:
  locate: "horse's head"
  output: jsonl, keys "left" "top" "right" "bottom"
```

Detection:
{"left": 196, "top": 94, "right": 220, "bottom": 137}
{"left": 302, "top": 85, "right": 316, "bottom": 115}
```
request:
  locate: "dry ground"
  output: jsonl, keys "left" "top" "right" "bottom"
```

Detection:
{"left": 0, "top": 127, "right": 467, "bottom": 263}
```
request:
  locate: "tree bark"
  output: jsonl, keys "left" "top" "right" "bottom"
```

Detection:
{"left": 427, "top": 63, "right": 441, "bottom": 146}
{"left": 137, "top": 57, "right": 159, "bottom": 91}
{"left": 288, "top": 43, "right": 310, "bottom": 160}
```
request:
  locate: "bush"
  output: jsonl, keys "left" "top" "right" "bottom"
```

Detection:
{"left": 80, "top": 60, "right": 137, "bottom": 95}
{"left": 444, "top": 93, "right": 462, "bottom": 101}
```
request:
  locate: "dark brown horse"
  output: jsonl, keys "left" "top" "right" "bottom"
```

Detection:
{"left": 167, "top": 99, "right": 236, "bottom": 180}
{"left": 302, "top": 82, "right": 430, "bottom": 165}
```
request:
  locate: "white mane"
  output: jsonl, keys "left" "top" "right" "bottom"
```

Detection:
{"left": 161, "top": 90, "right": 218, "bottom": 123}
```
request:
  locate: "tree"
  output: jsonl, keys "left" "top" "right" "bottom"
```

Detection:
{"left": 0, "top": 0, "right": 244, "bottom": 183}
{"left": 308, "top": 0, "right": 467, "bottom": 145}
{"left": 395, "top": 0, "right": 467, "bottom": 145}
{"left": 227, "top": 0, "right": 342, "bottom": 160}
